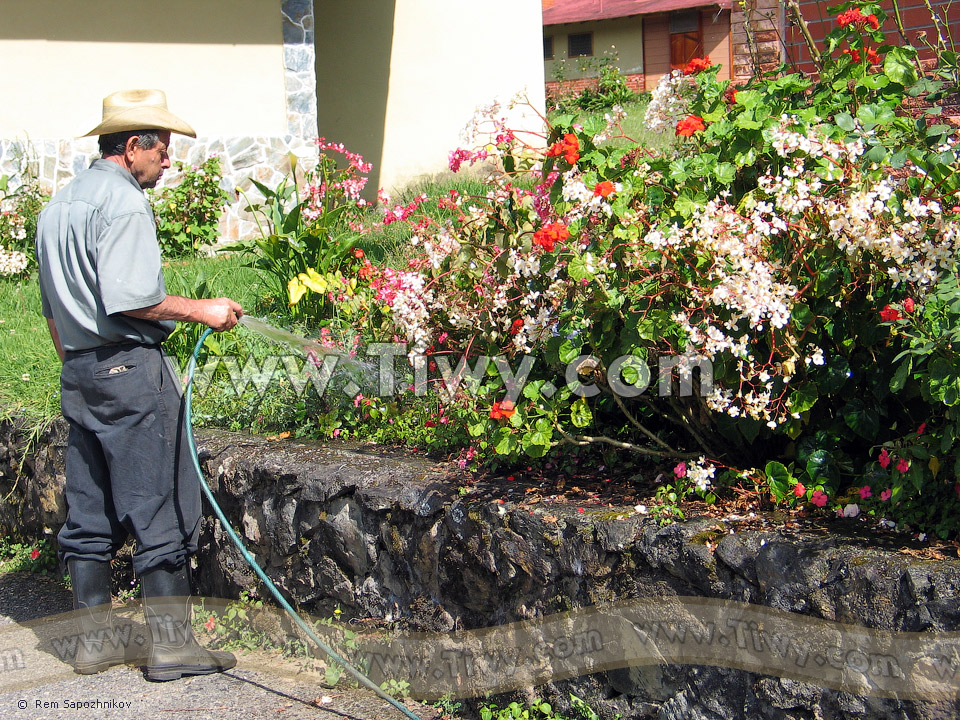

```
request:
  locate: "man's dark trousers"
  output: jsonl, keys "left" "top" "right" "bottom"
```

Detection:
{"left": 57, "top": 343, "right": 201, "bottom": 574}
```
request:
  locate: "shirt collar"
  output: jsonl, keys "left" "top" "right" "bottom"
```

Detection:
{"left": 90, "top": 158, "right": 143, "bottom": 192}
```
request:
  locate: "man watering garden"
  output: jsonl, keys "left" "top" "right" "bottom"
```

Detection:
{"left": 34, "top": 89, "right": 243, "bottom": 681}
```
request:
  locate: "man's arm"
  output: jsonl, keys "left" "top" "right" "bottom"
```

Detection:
{"left": 46, "top": 318, "right": 65, "bottom": 363}
{"left": 122, "top": 295, "right": 243, "bottom": 332}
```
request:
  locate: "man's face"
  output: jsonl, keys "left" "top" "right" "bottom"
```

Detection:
{"left": 128, "top": 131, "right": 172, "bottom": 189}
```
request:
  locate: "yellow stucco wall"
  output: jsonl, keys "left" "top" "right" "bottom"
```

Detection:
{"left": 0, "top": 0, "right": 287, "bottom": 139}
{"left": 543, "top": 16, "right": 646, "bottom": 82}
{"left": 317, "top": 0, "right": 547, "bottom": 195}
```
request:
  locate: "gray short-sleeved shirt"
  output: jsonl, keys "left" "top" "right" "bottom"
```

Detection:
{"left": 35, "top": 159, "right": 175, "bottom": 351}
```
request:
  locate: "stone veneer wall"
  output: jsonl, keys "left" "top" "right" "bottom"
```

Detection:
{"left": 0, "top": 0, "right": 318, "bottom": 245}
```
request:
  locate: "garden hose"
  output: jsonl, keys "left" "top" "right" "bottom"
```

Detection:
{"left": 184, "top": 328, "right": 425, "bottom": 720}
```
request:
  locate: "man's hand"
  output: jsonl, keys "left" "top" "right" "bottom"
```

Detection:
{"left": 197, "top": 297, "right": 244, "bottom": 332}
{"left": 122, "top": 295, "right": 244, "bottom": 332}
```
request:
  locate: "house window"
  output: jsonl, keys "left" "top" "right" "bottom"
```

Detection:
{"left": 544, "top": 36, "right": 554, "bottom": 60}
{"left": 669, "top": 10, "right": 702, "bottom": 69}
{"left": 568, "top": 32, "right": 593, "bottom": 58}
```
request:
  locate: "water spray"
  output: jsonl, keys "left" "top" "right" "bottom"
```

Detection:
{"left": 185, "top": 326, "right": 425, "bottom": 720}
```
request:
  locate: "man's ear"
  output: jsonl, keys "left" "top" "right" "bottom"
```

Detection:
{"left": 124, "top": 135, "right": 141, "bottom": 160}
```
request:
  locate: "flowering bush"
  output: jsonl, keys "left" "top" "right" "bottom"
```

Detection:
{"left": 286, "top": 6, "right": 960, "bottom": 534}
{"left": 0, "top": 171, "right": 48, "bottom": 272}
{"left": 149, "top": 156, "right": 232, "bottom": 258}
{"left": 310, "top": 7, "right": 960, "bottom": 532}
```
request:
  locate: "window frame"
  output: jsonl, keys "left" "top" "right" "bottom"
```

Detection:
{"left": 543, "top": 35, "right": 555, "bottom": 60}
{"left": 567, "top": 31, "right": 594, "bottom": 59}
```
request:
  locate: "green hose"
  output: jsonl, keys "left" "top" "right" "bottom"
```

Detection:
{"left": 184, "top": 328, "right": 425, "bottom": 720}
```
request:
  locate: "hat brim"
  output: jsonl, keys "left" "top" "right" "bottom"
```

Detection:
{"left": 81, "top": 105, "right": 196, "bottom": 138}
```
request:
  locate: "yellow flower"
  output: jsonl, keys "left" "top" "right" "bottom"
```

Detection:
{"left": 287, "top": 277, "right": 307, "bottom": 306}
{"left": 298, "top": 268, "right": 328, "bottom": 293}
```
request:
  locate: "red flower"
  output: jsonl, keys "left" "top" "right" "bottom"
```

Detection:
{"left": 532, "top": 222, "right": 569, "bottom": 252}
{"left": 917, "top": 422, "right": 927, "bottom": 435}
{"left": 903, "top": 297, "right": 915, "bottom": 313}
{"left": 859, "top": 485, "right": 872, "bottom": 499}
{"left": 509, "top": 318, "right": 525, "bottom": 335}
{"left": 880, "top": 488, "right": 892, "bottom": 501}
{"left": 724, "top": 86, "right": 739, "bottom": 105}
{"left": 424, "top": 420, "right": 436, "bottom": 428}
{"left": 878, "top": 448, "right": 891, "bottom": 468}
{"left": 353, "top": 248, "right": 365, "bottom": 259}
{"left": 879, "top": 304, "right": 901, "bottom": 322}
{"left": 866, "top": 47, "right": 880, "bottom": 63}
{"left": 490, "top": 400, "right": 516, "bottom": 420}
{"left": 837, "top": 8, "right": 879, "bottom": 30}
{"left": 793, "top": 482, "right": 806, "bottom": 498}
{"left": 682, "top": 57, "right": 713, "bottom": 75}
{"left": 675, "top": 115, "right": 706, "bottom": 137}
{"left": 842, "top": 48, "right": 862, "bottom": 63}
{"left": 811, "top": 490, "right": 828, "bottom": 507}
{"left": 896, "top": 458, "right": 910, "bottom": 473}
{"left": 30, "top": 548, "right": 40, "bottom": 560}
{"left": 594, "top": 180, "right": 615, "bottom": 198}
{"left": 358, "top": 260, "right": 375, "bottom": 279}
{"left": 546, "top": 133, "right": 580, "bottom": 165}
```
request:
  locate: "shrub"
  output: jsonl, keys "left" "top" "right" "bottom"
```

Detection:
{"left": 0, "top": 171, "right": 48, "bottom": 276}
{"left": 149, "top": 156, "right": 232, "bottom": 259}
{"left": 288, "top": 4, "right": 960, "bottom": 535}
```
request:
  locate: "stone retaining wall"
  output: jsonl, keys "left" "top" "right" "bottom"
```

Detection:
{"left": 2, "top": 418, "right": 958, "bottom": 719}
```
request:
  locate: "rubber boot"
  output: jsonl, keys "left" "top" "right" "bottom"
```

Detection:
{"left": 67, "top": 558, "right": 128, "bottom": 674}
{"left": 140, "top": 564, "right": 236, "bottom": 682}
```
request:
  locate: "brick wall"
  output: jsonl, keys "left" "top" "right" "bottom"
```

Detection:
{"left": 783, "top": 0, "right": 959, "bottom": 75}
{"left": 546, "top": 72, "right": 646, "bottom": 102}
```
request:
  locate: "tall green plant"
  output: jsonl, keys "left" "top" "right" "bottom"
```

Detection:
{"left": 235, "top": 144, "right": 369, "bottom": 322}
{"left": 149, "top": 156, "right": 232, "bottom": 259}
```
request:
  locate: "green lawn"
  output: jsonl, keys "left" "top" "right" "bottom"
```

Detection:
{"left": 0, "top": 254, "right": 268, "bottom": 424}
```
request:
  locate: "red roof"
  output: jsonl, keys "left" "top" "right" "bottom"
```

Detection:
{"left": 543, "top": 0, "right": 731, "bottom": 26}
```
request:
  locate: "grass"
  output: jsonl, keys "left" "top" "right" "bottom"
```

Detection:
{"left": 549, "top": 96, "right": 675, "bottom": 154}
{"left": 0, "top": 254, "right": 269, "bottom": 424}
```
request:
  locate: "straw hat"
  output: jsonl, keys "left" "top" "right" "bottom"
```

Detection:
{"left": 81, "top": 89, "right": 196, "bottom": 138}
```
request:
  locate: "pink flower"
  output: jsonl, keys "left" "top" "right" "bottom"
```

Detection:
{"left": 674, "top": 462, "right": 687, "bottom": 478}
{"left": 811, "top": 490, "right": 828, "bottom": 507}
{"left": 793, "top": 482, "right": 806, "bottom": 498}
{"left": 204, "top": 615, "right": 216, "bottom": 632}
{"left": 878, "top": 448, "right": 891, "bottom": 469}
{"left": 353, "top": 393, "right": 364, "bottom": 408}
{"left": 880, "top": 488, "right": 892, "bottom": 501}
{"left": 903, "top": 298, "right": 916, "bottom": 313}
{"left": 896, "top": 458, "right": 910, "bottom": 473}
{"left": 859, "top": 486, "right": 872, "bottom": 500}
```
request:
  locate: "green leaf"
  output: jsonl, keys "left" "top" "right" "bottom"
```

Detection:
{"left": 890, "top": 358, "right": 912, "bottom": 393}
{"left": 570, "top": 397, "right": 593, "bottom": 428}
{"left": 764, "top": 461, "right": 793, "bottom": 500}
{"left": 806, "top": 449, "right": 838, "bottom": 484}
{"left": 713, "top": 162, "right": 737, "bottom": 184}
{"left": 790, "top": 383, "right": 819, "bottom": 414}
{"left": 884, "top": 46, "right": 918, "bottom": 85}
{"left": 834, "top": 112, "right": 856, "bottom": 132}
{"left": 842, "top": 398, "right": 880, "bottom": 440}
